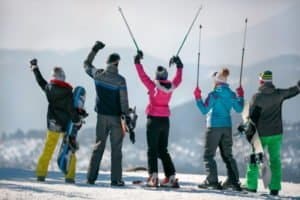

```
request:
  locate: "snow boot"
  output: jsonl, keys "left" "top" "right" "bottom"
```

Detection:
{"left": 111, "top": 180, "right": 125, "bottom": 187}
{"left": 146, "top": 173, "right": 159, "bottom": 187}
{"left": 37, "top": 176, "right": 45, "bottom": 182}
{"left": 222, "top": 179, "right": 242, "bottom": 191}
{"left": 65, "top": 178, "right": 75, "bottom": 184}
{"left": 241, "top": 185, "right": 257, "bottom": 193}
{"left": 270, "top": 190, "right": 279, "bottom": 196}
{"left": 160, "top": 175, "right": 180, "bottom": 188}
{"left": 198, "top": 179, "right": 223, "bottom": 190}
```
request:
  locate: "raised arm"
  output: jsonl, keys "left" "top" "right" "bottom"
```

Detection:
{"left": 83, "top": 41, "right": 105, "bottom": 78}
{"left": 134, "top": 50, "right": 155, "bottom": 90}
{"left": 170, "top": 56, "right": 183, "bottom": 88}
{"left": 278, "top": 81, "right": 300, "bottom": 100}
{"left": 194, "top": 88, "right": 216, "bottom": 115}
{"left": 232, "top": 86, "right": 244, "bottom": 113}
{"left": 30, "top": 59, "right": 48, "bottom": 91}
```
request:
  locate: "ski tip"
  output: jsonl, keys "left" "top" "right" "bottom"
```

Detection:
{"left": 200, "top": 24, "right": 202, "bottom": 29}
{"left": 117, "top": 6, "right": 122, "bottom": 11}
{"left": 245, "top": 18, "right": 248, "bottom": 23}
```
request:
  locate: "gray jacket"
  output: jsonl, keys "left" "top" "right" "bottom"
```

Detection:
{"left": 250, "top": 82, "right": 299, "bottom": 137}
{"left": 84, "top": 50, "right": 129, "bottom": 116}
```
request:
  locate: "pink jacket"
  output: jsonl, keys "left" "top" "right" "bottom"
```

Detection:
{"left": 135, "top": 63, "right": 183, "bottom": 117}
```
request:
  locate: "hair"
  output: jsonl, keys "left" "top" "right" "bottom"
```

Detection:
{"left": 220, "top": 67, "right": 230, "bottom": 77}
{"left": 52, "top": 66, "right": 65, "bottom": 81}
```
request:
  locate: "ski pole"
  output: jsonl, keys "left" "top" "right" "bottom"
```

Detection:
{"left": 196, "top": 24, "right": 202, "bottom": 87}
{"left": 239, "top": 18, "right": 248, "bottom": 87}
{"left": 118, "top": 6, "right": 140, "bottom": 51}
{"left": 169, "top": 5, "right": 202, "bottom": 67}
{"left": 175, "top": 5, "right": 203, "bottom": 57}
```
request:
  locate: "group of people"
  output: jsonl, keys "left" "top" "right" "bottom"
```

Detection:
{"left": 30, "top": 40, "right": 300, "bottom": 196}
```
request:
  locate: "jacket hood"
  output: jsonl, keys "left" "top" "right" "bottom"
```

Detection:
{"left": 214, "top": 83, "right": 232, "bottom": 97}
{"left": 259, "top": 82, "right": 275, "bottom": 94}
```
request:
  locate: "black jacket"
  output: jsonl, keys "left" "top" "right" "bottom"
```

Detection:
{"left": 84, "top": 50, "right": 129, "bottom": 116}
{"left": 250, "top": 82, "right": 299, "bottom": 137}
{"left": 33, "top": 67, "right": 80, "bottom": 132}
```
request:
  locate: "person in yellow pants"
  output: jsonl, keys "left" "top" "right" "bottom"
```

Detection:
{"left": 36, "top": 130, "right": 76, "bottom": 182}
{"left": 30, "top": 58, "right": 81, "bottom": 183}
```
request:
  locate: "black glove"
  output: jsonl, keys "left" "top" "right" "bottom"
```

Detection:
{"left": 74, "top": 120, "right": 82, "bottom": 131}
{"left": 173, "top": 56, "right": 183, "bottom": 68}
{"left": 169, "top": 56, "right": 183, "bottom": 68}
{"left": 129, "top": 131, "right": 135, "bottom": 144}
{"left": 134, "top": 50, "right": 143, "bottom": 64}
{"left": 30, "top": 58, "right": 38, "bottom": 66}
{"left": 92, "top": 41, "right": 105, "bottom": 52}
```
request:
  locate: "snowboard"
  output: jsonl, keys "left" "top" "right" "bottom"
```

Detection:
{"left": 237, "top": 102, "right": 271, "bottom": 188}
{"left": 57, "top": 86, "right": 88, "bottom": 175}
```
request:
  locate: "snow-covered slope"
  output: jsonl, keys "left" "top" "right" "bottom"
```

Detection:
{"left": 0, "top": 168, "right": 300, "bottom": 200}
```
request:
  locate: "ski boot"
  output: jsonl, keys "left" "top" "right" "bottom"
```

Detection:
{"left": 37, "top": 176, "right": 45, "bottom": 182}
{"left": 270, "top": 190, "right": 279, "bottom": 196}
{"left": 221, "top": 179, "right": 242, "bottom": 191}
{"left": 160, "top": 175, "right": 180, "bottom": 188}
{"left": 65, "top": 178, "right": 75, "bottom": 184}
{"left": 198, "top": 179, "right": 223, "bottom": 190}
{"left": 146, "top": 173, "right": 159, "bottom": 187}
{"left": 111, "top": 180, "right": 125, "bottom": 187}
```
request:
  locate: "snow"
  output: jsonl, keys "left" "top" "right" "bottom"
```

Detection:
{"left": 0, "top": 168, "right": 300, "bottom": 200}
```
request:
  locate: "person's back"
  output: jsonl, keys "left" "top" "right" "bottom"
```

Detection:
{"left": 205, "top": 83, "right": 243, "bottom": 128}
{"left": 251, "top": 82, "right": 299, "bottom": 137}
{"left": 45, "top": 79, "right": 75, "bottom": 131}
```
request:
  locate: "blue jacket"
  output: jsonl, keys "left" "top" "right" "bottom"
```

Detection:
{"left": 196, "top": 83, "right": 244, "bottom": 128}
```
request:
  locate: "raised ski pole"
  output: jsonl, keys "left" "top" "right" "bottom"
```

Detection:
{"left": 239, "top": 18, "right": 248, "bottom": 87}
{"left": 118, "top": 6, "right": 140, "bottom": 51}
{"left": 170, "top": 5, "right": 202, "bottom": 67}
{"left": 196, "top": 25, "right": 202, "bottom": 87}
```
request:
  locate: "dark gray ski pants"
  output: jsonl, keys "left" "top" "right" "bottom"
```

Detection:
{"left": 87, "top": 114, "right": 123, "bottom": 182}
{"left": 203, "top": 127, "right": 239, "bottom": 184}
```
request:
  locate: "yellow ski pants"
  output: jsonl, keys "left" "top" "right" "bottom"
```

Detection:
{"left": 36, "top": 130, "right": 76, "bottom": 179}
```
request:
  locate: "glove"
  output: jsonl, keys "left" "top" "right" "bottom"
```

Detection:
{"left": 30, "top": 58, "right": 38, "bottom": 66}
{"left": 236, "top": 86, "right": 244, "bottom": 97}
{"left": 169, "top": 56, "right": 183, "bottom": 68}
{"left": 29, "top": 58, "right": 38, "bottom": 70}
{"left": 194, "top": 87, "right": 202, "bottom": 100}
{"left": 92, "top": 41, "right": 105, "bottom": 52}
{"left": 134, "top": 50, "right": 143, "bottom": 64}
{"left": 74, "top": 120, "right": 82, "bottom": 131}
{"left": 68, "top": 135, "right": 79, "bottom": 151}
{"left": 129, "top": 131, "right": 135, "bottom": 144}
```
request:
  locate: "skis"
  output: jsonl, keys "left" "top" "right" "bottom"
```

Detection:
{"left": 57, "top": 86, "right": 88, "bottom": 175}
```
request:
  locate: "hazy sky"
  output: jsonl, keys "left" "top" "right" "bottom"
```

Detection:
{"left": 0, "top": 0, "right": 298, "bottom": 61}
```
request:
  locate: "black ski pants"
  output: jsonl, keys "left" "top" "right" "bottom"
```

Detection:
{"left": 146, "top": 116, "right": 176, "bottom": 178}
{"left": 203, "top": 127, "right": 240, "bottom": 184}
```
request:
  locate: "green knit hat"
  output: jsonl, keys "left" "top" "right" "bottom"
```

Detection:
{"left": 259, "top": 70, "right": 272, "bottom": 82}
